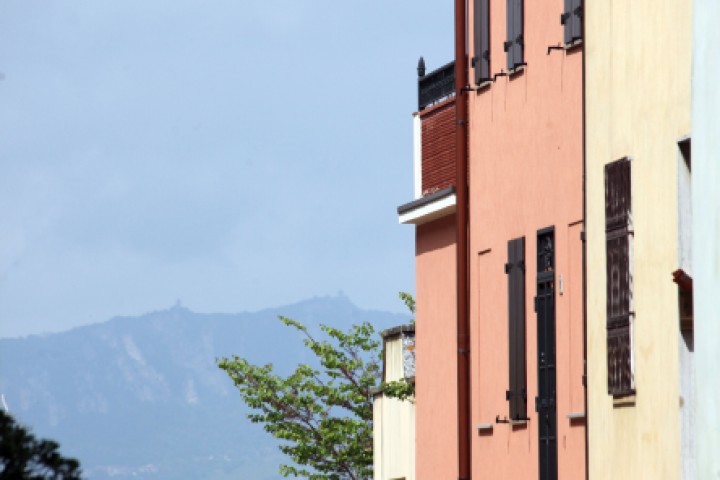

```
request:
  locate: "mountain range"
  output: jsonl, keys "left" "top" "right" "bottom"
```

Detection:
{"left": 0, "top": 295, "right": 408, "bottom": 479}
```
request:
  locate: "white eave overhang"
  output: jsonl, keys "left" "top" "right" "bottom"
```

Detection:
{"left": 397, "top": 187, "right": 456, "bottom": 225}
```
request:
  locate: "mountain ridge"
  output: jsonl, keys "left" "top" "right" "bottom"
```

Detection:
{"left": 0, "top": 295, "right": 409, "bottom": 479}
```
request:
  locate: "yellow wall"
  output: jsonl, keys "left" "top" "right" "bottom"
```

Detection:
{"left": 585, "top": 0, "right": 692, "bottom": 478}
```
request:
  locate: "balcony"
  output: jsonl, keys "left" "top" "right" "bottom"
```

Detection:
{"left": 418, "top": 59, "right": 455, "bottom": 111}
{"left": 398, "top": 59, "right": 457, "bottom": 226}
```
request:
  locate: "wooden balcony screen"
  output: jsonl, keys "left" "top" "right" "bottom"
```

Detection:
{"left": 420, "top": 100, "right": 456, "bottom": 195}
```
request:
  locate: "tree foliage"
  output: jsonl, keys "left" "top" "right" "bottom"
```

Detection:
{"left": 0, "top": 410, "right": 82, "bottom": 479}
{"left": 397, "top": 292, "right": 415, "bottom": 318}
{"left": 217, "top": 293, "right": 416, "bottom": 480}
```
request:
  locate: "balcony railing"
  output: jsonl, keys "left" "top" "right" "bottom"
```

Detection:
{"left": 418, "top": 58, "right": 455, "bottom": 111}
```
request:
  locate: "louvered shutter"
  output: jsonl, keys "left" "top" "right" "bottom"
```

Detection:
{"left": 571, "top": 0, "right": 582, "bottom": 42}
{"left": 511, "top": 0, "right": 524, "bottom": 69}
{"left": 562, "top": 0, "right": 583, "bottom": 44}
{"left": 473, "top": 0, "right": 490, "bottom": 84}
{"left": 605, "top": 158, "right": 634, "bottom": 396}
{"left": 506, "top": 237, "right": 527, "bottom": 419}
{"left": 505, "top": 0, "right": 514, "bottom": 71}
{"left": 562, "top": 0, "right": 573, "bottom": 44}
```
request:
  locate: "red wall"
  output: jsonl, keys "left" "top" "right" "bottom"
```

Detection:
{"left": 420, "top": 99, "right": 456, "bottom": 195}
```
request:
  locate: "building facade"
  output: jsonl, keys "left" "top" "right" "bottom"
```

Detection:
{"left": 691, "top": 0, "right": 720, "bottom": 478}
{"left": 394, "top": 1, "right": 717, "bottom": 479}
{"left": 585, "top": 0, "right": 693, "bottom": 478}
{"left": 468, "top": 1, "right": 585, "bottom": 479}
{"left": 399, "top": 97, "right": 459, "bottom": 478}
{"left": 398, "top": 1, "right": 586, "bottom": 479}
{"left": 373, "top": 325, "right": 416, "bottom": 480}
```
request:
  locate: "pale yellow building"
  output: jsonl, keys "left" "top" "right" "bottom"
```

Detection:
{"left": 372, "top": 325, "right": 415, "bottom": 480}
{"left": 585, "top": 0, "right": 693, "bottom": 479}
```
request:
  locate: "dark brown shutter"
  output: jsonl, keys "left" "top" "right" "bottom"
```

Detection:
{"left": 473, "top": 0, "right": 491, "bottom": 84}
{"left": 506, "top": 237, "right": 527, "bottom": 419}
{"left": 604, "top": 158, "right": 634, "bottom": 396}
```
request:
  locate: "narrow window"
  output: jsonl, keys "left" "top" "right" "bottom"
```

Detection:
{"left": 473, "top": 0, "right": 491, "bottom": 84}
{"left": 561, "top": 0, "right": 583, "bottom": 45}
{"left": 676, "top": 137, "right": 693, "bottom": 334}
{"left": 506, "top": 236, "right": 527, "bottom": 419}
{"left": 605, "top": 158, "right": 634, "bottom": 396}
{"left": 505, "top": 0, "right": 524, "bottom": 71}
{"left": 675, "top": 136, "right": 695, "bottom": 480}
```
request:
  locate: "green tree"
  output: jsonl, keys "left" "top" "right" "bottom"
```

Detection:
{"left": 217, "top": 293, "right": 415, "bottom": 480}
{"left": 0, "top": 410, "right": 82, "bottom": 479}
{"left": 397, "top": 292, "right": 415, "bottom": 318}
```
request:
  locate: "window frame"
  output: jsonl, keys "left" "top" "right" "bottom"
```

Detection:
{"left": 604, "top": 157, "right": 635, "bottom": 397}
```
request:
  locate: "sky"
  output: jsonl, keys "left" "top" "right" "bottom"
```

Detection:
{"left": 0, "top": 1, "right": 453, "bottom": 338}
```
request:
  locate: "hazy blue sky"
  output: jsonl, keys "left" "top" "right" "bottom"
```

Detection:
{"left": 0, "top": 1, "right": 453, "bottom": 337}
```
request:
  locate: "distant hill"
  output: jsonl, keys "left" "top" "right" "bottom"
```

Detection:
{"left": 0, "top": 295, "right": 409, "bottom": 479}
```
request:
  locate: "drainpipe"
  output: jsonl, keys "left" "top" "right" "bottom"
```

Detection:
{"left": 455, "top": 0, "right": 470, "bottom": 478}
{"left": 581, "top": 2, "right": 589, "bottom": 479}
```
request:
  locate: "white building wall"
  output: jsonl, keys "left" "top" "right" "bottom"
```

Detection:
{"left": 373, "top": 334, "right": 415, "bottom": 480}
{"left": 413, "top": 113, "right": 422, "bottom": 199}
{"left": 692, "top": 1, "right": 720, "bottom": 478}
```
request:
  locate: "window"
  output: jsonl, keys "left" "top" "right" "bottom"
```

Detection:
{"left": 605, "top": 158, "right": 635, "bottom": 397}
{"left": 676, "top": 137, "right": 693, "bottom": 333}
{"left": 473, "top": 0, "right": 491, "bottom": 84}
{"left": 561, "top": 0, "right": 583, "bottom": 45}
{"left": 504, "top": 0, "right": 524, "bottom": 71}
{"left": 506, "top": 236, "right": 527, "bottom": 419}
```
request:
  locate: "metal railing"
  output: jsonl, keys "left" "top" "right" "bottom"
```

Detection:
{"left": 417, "top": 58, "right": 455, "bottom": 111}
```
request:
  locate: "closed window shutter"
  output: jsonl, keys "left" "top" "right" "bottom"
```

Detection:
{"left": 562, "top": 0, "right": 582, "bottom": 44}
{"left": 571, "top": 0, "right": 583, "bottom": 42}
{"left": 562, "top": 0, "right": 572, "bottom": 44}
{"left": 604, "top": 158, "right": 634, "bottom": 396}
{"left": 512, "top": 0, "right": 524, "bottom": 69}
{"left": 473, "top": 0, "right": 491, "bottom": 83}
{"left": 506, "top": 237, "right": 527, "bottom": 419}
{"left": 505, "top": 0, "right": 514, "bottom": 71}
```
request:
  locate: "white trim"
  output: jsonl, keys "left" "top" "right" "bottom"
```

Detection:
{"left": 398, "top": 193, "right": 457, "bottom": 225}
{"left": 413, "top": 113, "right": 422, "bottom": 199}
{"left": 509, "top": 419, "right": 528, "bottom": 426}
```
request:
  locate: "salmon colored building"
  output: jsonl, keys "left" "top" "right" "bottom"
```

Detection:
{"left": 398, "top": 1, "right": 586, "bottom": 479}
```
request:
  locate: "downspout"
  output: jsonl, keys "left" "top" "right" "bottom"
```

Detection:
{"left": 455, "top": 0, "right": 470, "bottom": 478}
{"left": 581, "top": 2, "right": 589, "bottom": 480}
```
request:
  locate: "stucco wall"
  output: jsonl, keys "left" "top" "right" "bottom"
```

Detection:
{"left": 585, "top": 0, "right": 692, "bottom": 478}
{"left": 373, "top": 334, "right": 416, "bottom": 480}
{"left": 414, "top": 214, "right": 457, "bottom": 480}
{"left": 467, "top": 0, "right": 585, "bottom": 478}
{"left": 692, "top": 0, "right": 720, "bottom": 477}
